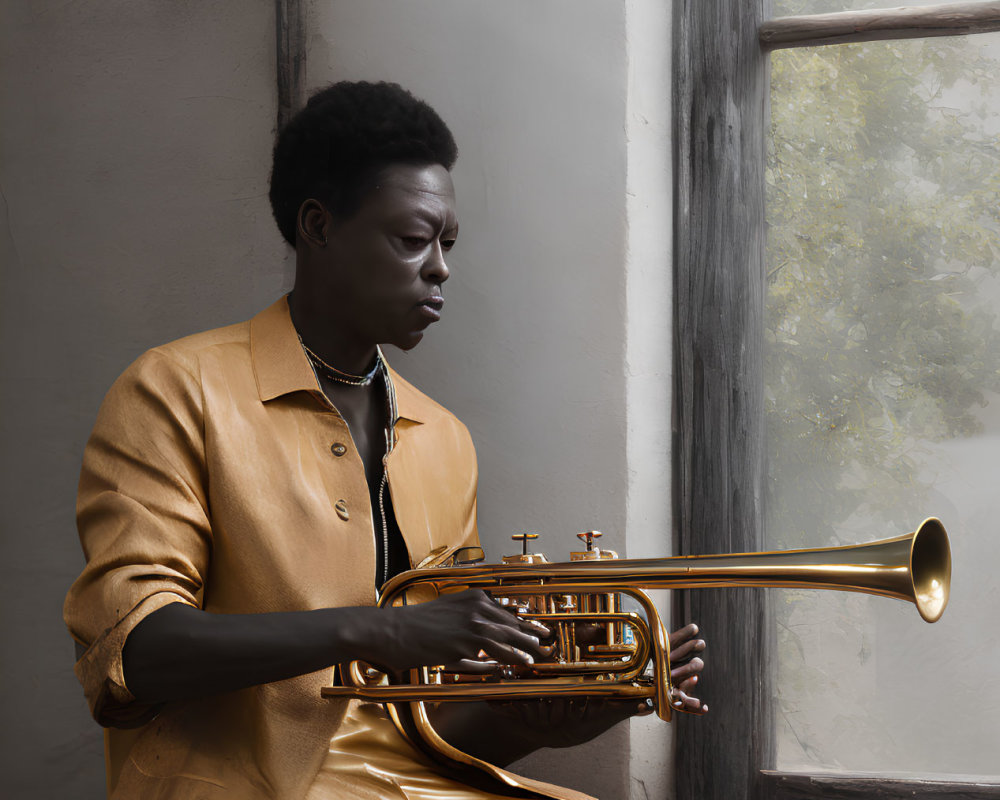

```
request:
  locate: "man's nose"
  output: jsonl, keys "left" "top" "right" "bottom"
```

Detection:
{"left": 423, "top": 243, "right": 450, "bottom": 284}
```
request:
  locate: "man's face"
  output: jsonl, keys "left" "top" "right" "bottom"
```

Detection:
{"left": 321, "top": 163, "right": 458, "bottom": 351}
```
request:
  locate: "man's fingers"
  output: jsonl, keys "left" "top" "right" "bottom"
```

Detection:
{"left": 517, "top": 617, "right": 553, "bottom": 639}
{"left": 445, "top": 658, "right": 502, "bottom": 674}
{"left": 670, "top": 656, "right": 704, "bottom": 683}
{"left": 478, "top": 640, "right": 538, "bottom": 666}
{"left": 483, "top": 621, "right": 549, "bottom": 661}
{"left": 668, "top": 623, "right": 700, "bottom": 648}
{"left": 488, "top": 601, "right": 553, "bottom": 639}
{"left": 669, "top": 636, "right": 706, "bottom": 664}
{"left": 671, "top": 687, "right": 708, "bottom": 715}
{"left": 481, "top": 595, "right": 553, "bottom": 639}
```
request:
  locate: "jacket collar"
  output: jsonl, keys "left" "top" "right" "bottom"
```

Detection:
{"left": 249, "top": 296, "right": 427, "bottom": 424}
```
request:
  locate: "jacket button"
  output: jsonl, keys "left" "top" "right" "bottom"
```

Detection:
{"left": 331, "top": 442, "right": 348, "bottom": 457}
{"left": 335, "top": 500, "right": 349, "bottom": 521}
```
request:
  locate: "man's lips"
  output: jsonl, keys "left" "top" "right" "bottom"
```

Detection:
{"left": 415, "top": 296, "right": 444, "bottom": 321}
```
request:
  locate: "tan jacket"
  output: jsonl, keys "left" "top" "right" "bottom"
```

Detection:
{"left": 64, "top": 297, "right": 482, "bottom": 799}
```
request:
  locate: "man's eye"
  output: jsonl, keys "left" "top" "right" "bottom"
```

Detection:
{"left": 441, "top": 239, "right": 457, "bottom": 251}
{"left": 401, "top": 236, "right": 428, "bottom": 248}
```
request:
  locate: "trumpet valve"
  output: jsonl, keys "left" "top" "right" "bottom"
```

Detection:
{"left": 556, "top": 594, "right": 577, "bottom": 612}
{"left": 503, "top": 532, "right": 549, "bottom": 564}
{"left": 576, "top": 530, "right": 602, "bottom": 551}
{"left": 572, "top": 531, "right": 619, "bottom": 561}
{"left": 497, "top": 596, "right": 532, "bottom": 615}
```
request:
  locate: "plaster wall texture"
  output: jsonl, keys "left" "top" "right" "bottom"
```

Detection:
{"left": 623, "top": 2, "right": 675, "bottom": 798}
{"left": 0, "top": 2, "right": 283, "bottom": 796}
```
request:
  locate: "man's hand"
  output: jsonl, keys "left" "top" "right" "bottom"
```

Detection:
{"left": 373, "top": 589, "right": 551, "bottom": 673}
{"left": 429, "top": 622, "right": 708, "bottom": 765}
{"left": 428, "top": 697, "right": 650, "bottom": 766}
{"left": 668, "top": 622, "right": 707, "bottom": 715}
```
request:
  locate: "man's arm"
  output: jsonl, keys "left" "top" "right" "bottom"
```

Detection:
{"left": 124, "top": 591, "right": 705, "bottom": 770}
{"left": 122, "top": 590, "right": 549, "bottom": 704}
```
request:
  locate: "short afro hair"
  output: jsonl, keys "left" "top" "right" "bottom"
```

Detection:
{"left": 269, "top": 81, "right": 458, "bottom": 246}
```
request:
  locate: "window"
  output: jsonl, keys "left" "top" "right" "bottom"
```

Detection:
{"left": 766, "top": 23, "right": 1000, "bottom": 780}
{"left": 675, "top": 0, "right": 1000, "bottom": 798}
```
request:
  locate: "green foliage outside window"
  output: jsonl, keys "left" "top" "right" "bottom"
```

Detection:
{"left": 766, "top": 30, "right": 1000, "bottom": 546}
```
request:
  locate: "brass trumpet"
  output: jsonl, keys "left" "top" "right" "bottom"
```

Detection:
{"left": 322, "top": 518, "right": 950, "bottom": 784}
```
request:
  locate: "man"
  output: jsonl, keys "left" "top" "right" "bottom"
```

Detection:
{"left": 65, "top": 80, "right": 705, "bottom": 799}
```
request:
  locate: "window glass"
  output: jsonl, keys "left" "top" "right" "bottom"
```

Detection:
{"left": 766, "top": 31, "right": 1000, "bottom": 778}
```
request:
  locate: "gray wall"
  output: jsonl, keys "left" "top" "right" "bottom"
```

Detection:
{"left": 0, "top": 2, "right": 675, "bottom": 798}
{"left": 0, "top": 2, "right": 285, "bottom": 797}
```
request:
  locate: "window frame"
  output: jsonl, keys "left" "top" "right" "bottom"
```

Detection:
{"left": 671, "top": 2, "right": 1000, "bottom": 798}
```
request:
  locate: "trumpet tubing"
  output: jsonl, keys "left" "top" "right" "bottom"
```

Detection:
{"left": 322, "top": 518, "right": 951, "bottom": 779}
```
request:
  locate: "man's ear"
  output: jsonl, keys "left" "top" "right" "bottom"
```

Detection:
{"left": 296, "top": 199, "right": 330, "bottom": 248}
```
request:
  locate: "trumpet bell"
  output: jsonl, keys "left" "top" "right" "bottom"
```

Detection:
{"left": 910, "top": 517, "right": 950, "bottom": 623}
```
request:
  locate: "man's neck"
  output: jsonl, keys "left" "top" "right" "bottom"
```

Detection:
{"left": 287, "top": 289, "right": 377, "bottom": 375}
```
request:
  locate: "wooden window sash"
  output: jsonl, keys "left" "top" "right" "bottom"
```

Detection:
{"left": 275, "top": 0, "right": 306, "bottom": 131}
{"left": 760, "top": 1, "right": 1000, "bottom": 51}
{"left": 761, "top": 771, "right": 1000, "bottom": 798}
{"left": 672, "top": 1, "right": 772, "bottom": 798}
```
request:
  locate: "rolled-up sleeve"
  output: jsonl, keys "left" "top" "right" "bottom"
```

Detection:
{"left": 64, "top": 348, "right": 211, "bottom": 728}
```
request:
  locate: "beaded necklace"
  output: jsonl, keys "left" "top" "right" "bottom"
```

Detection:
{"left": 299, "top": 338, "right": 383, "bottom": 386}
